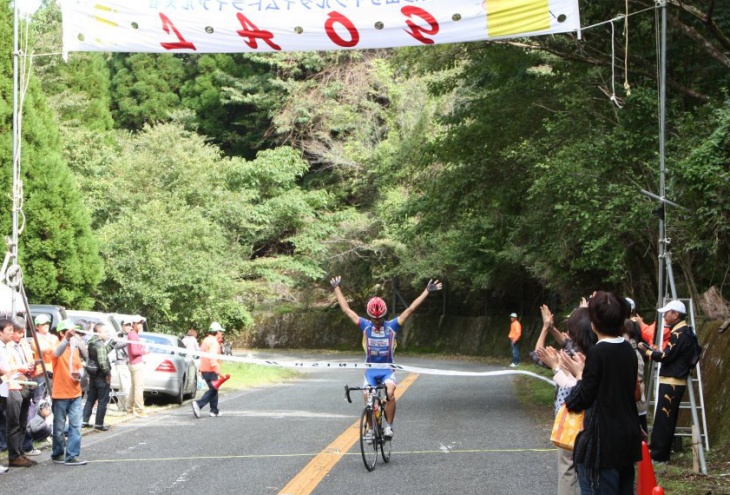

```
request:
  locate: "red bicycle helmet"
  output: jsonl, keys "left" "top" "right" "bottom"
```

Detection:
{"left": 366, "top": 297, "right": 387, "bottom": 319}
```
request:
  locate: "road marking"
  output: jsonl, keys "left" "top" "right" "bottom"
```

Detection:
{"left": 86, "top": 446, "right": 556, "bottom": 464}
{"left": 277, "top": 373, "right": 420, "bottom": 495}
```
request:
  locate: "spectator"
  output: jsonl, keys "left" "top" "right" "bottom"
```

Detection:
{"left": 5, "top": 318, "right": 39, "bottom": 467}
{"left": 624, "top": 319, "right": 648, "bottom": 436}
{"left": 534, "top": 305, "right": 596, "bottom": 495}
{"left": 50, "top": 319, "right": 87, "bottom": 465}
{"left": 565, "top": 292, "right": 642, "bottom": 495}
{"left": 82, "top": 323, "right": 114, "bottom": 431}
{"left": 182, "top": 329, "right": 200, "bottom": 352}
{"left": 192, "top": 322, "right": 225, "bottom": 418}
{"left": 127, "top": 316, "right": 149, "bottom": 418}
{"left": 113, "top": 319, "right": 132, "bottom": 413}
{"left": 0, "top": 318, "right": 15, "bottom": 474}
{"left": 638, "top": 300, "right": 698, "bottom": 463}
{"left": 26, "top": 400, "right": 52, "bottom": 443}
{"left": 508, "top": 312, "right": 522, "bottom": 367}
{"left": 30, "top": 313, "right": 57, "bottom": 402}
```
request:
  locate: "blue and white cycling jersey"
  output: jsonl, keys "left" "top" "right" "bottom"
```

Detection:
{"left": 359, "top": 317, "right": 400, "bottom": 363}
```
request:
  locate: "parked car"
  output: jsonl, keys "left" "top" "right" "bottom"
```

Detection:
{"left": 28, "top": 304, "right": 68, "bottom": 337}
{"left": 111, "top": 332, "right": 197, "bottom": 405}
{"left": 65, "top": 310, "right": 122, "bottom": 337}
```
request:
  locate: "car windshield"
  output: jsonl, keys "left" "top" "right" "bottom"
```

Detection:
{"left": 139, "top": 335, "right": 173, "bottom": 354}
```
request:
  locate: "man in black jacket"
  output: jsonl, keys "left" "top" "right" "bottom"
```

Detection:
{"left": 638, "top": 300, "right": 697, "bottom": 462}
{"left": 81, "top": 323, "right": 115, "bottom": 431}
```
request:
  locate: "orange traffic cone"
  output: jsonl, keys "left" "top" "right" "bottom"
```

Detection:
{"left": 212, "top": 373, "right": 230, "bottom": 390}
{"left": 637, "top": 441, "right": 658, "bottom": 495}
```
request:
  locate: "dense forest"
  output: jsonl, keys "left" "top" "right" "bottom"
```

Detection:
{"left": 1, "top": 0, "right": 729, "bottom": 333}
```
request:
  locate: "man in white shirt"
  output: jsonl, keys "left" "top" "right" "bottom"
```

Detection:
{"left": 0, "top": 318, "right": 16, "bottom": 474}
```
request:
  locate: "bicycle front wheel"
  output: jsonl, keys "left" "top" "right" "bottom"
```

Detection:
{"left": 359, "top": 407, "right": 378, "bottom": 471}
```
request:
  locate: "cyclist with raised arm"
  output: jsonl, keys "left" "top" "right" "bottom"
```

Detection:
{"left": 331, "top": 276, "right": 442, "bottom": 441}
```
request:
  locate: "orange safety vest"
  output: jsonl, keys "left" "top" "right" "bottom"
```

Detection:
{"left": 199, "top": 335, "right": 221, "bottom": 373}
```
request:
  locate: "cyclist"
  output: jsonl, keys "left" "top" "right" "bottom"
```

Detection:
{"left": 331, "top": 276, "right": 442, "bottom": 440}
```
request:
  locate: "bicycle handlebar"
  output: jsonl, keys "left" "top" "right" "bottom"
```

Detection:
{"left": 344, "top": 384, "right": 385, "bottom": 403}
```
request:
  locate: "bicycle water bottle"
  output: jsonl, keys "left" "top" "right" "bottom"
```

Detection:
{"left": 374, "top": 402, "right": 381, "bottom": 420}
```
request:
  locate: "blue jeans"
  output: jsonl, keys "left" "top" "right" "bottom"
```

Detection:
{"left": 196, "top": 372, "right": 219, "bottom": 414}
{"left": 511, "top": 341, "right": 520, "bottom": 365}
{"left": 576, "top": 463, "right": 634, "bottom": 495}
{"left": 52, "top": 397, "right": 83, "bottom": 461}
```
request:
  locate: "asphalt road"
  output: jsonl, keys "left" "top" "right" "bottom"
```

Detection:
{"left": 0, "top": 352, "right": 557, "bottom": 494}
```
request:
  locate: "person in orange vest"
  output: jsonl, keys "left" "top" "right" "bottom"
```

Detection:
{"left": 30, "top": 314, "right": 57, "bottom": 413}
{"left": 508, "top": 312, "right": 522, "bottom": 367}
{"left": 192, "top": 322, "right": 224, "bottom": 418}
{"left": 50, "top": 319, "right": 87, "bottom": 465}
{"left": 636, "top": 313, "right": 671, "bottom": 349}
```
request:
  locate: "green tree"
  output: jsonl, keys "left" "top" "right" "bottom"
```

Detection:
{"left": 0, "top": 1, "right": 103, "bottom": 307}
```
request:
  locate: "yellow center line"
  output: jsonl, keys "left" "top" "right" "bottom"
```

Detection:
{"left": 277, "top": 373, "right": 420, "bottom": 495}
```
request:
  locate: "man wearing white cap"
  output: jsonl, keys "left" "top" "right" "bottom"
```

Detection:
{"left": 127, "top": 316, "right": 149, "bottom": 418}
{"left": 508, "top": 313, "right": 522, "bottom": 367}
{"left": 637, "top": 300, "right": 697, "bottom": 462}
{"left": 192, "top": 322, "right": 224, "bottom": 418}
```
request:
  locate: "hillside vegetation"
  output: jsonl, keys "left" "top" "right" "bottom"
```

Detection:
{"left": 1, "top": 0, "right": 729, "bottom": 333}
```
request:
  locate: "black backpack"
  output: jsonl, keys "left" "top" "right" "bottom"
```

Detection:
{"left": 685, "top": 327, "right": 703, "bottom": 368}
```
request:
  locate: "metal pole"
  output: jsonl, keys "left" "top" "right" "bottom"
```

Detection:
{"left": 10, "top": 1, "right": 20, "bottom": 314}
{"left": 656, "top": 0, "right": 668, "bottom": 319}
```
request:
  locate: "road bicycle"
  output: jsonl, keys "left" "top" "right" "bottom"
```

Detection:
{"left": 345, "top": 383, "right": 391, "bottom": 471}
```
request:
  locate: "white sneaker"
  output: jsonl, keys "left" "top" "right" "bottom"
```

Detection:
{"left": 383, "top": 426, "right": 394, "bottom": 440}
{"left": 209, "top": 411, "right": 221, "bottom": 417}
{"left": 192, "top": 401, "right": 201, "bottom": 418}
{"left": 509, "top": 363, "right": 518, "bottom": 368}
{"left": 0, "top": 465, "right": 8, "bottom": 475}
{"left": 24, "top": 449, "right": 42, "bottom": 456}
{"left": 363, "top": 429, "right": 374, "bottom": 444}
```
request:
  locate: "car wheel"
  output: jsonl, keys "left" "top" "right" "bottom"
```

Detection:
{"left": 174, "top": 376, "right": 185, "bottom": 405}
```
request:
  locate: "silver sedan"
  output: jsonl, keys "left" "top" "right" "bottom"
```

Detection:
{"left": 112, "top": 332, "right": 198, "bottom": 405}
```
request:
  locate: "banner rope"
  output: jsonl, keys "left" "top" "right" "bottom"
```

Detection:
{"left": 75, "top": 329, "right": 556, "bottom": 386}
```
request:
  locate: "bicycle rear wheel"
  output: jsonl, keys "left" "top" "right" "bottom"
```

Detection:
{"left": 359, "top": 407, "right": 378, "bottom": 471}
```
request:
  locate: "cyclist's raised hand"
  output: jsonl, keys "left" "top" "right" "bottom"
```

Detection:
{"left": 330, "top": 276, "right": 342, "bottom": 290}
{"left": 426, "top": 279, "right": 442, "bottom": 293}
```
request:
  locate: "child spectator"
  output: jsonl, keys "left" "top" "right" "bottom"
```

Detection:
{"left": 26, "top": 400, "right": 52, "bottom": 444}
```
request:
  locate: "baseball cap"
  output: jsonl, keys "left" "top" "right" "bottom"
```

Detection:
{"left": 658, "top": 300, "right": 686, "bottom": 314}
{"left": 57, "top": 319, "right": 75, "bottom": 332}
{"left": 133, "top": 315, "right": 146, "bottom": 323}
{"left": 34, "top": 314, "right": 51, "bottom": 325}
{"left": 209, "top": 321, "right": 225, "bottom": 333}
{"left": 509, "top": 313, "right": 518, "bottom": 318}
{"left": 625, "top": 297, "right": 636, "bottom": 312}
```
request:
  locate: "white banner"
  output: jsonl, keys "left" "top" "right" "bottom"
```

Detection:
{"left": 86, "top": 329, "right": 555, "bottom": 386}
{"left": 61, "top": 0, "right": 580, "bottom": 55}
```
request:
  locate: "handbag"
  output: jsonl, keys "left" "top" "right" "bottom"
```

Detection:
{"left": 551, "top": 403, "right": 585, "bottom": 450}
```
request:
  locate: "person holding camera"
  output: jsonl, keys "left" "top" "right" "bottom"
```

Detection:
{"left": 50, "top": 319, "right": 87, "bottom": 466}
